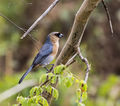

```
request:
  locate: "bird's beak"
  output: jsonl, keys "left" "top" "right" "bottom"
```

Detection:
{"left": 59, "top": 33, "right": 64, "bottom": 38}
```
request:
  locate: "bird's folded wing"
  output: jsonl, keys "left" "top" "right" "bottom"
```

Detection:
{"left": 32, "top": 43, "right": 53, "bottom": 65}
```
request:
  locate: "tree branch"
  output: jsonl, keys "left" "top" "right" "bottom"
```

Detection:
{"left": 55, "top": 0, "right": 101, "bottom": 66}
{"left": 21, "top": 0, "right": 60, "bottom": 39}
{"left": 42, "top": 0, "right": 101, "bottom": 104}
{"left": 0, "top": 12, "right": 40, "bottom": 51}
{"left": 0, "top": 79, "right": 37, "bottom": 103}
{"left": 77, "top": 47, "right": 90, "bottom": 83}
{"left": 102, "top": 0, "right": 114, "bottom": 36}
{"left": 77, "top": 46, "right": 90, "bottom": 103}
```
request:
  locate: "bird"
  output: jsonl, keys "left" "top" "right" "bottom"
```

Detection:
{"left": 18, "top": 32, "right": 64, "bottom": 84}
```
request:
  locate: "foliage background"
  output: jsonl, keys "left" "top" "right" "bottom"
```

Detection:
{"left": 0, "top": 0, "right": 120, "bottom": 106}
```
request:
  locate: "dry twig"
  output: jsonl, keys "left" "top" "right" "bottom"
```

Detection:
{"left": 0, "top": 12, "right": 40, "bottom": 51}
{"left": 21, "top": 0, "right": 60, "bottom": 39}
{"left": 102, "top": 0, "right": 114, "bottom": 36}
{"left": 77, "top": 47, "right": 90, "bottom": 103}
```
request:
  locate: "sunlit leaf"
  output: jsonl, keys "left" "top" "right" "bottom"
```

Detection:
{"left": 39, "top": 74, "right": 47, "bottom": 83}
{"left": 54, "top": 65, "right": 66, "bottom": 75}
{"left": 52, "top": 88, "right": 59, "bottom": 100}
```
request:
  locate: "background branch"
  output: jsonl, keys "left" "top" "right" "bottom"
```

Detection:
{"left": 0, "top": 12, "right": 40, "bottom": 51}
{"left": 21, "top": 0, "right": 60, "bottom": 39}
{"left": 102, "top": 0, "right": 114, "bottom": 36}
{"left": 0, "top": 79, "right": 37, "bottom": 103}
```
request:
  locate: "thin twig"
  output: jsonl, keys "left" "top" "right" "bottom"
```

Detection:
{"left": 0, "top": 12, "right": 25, "bottom": 31}
{"left": 102, "top": 0, "right": 114, "bottom": 36}
{"left": 77, "top": 47, "right": 90, "bottom": 83}
{"left": 77, "top": 47, "right": 90, "bottom": 103}
{"left": 65, "top": 53, "right": 77, "bottom": 66}
{"left": 21, "top": 0, "right": 60, "bottom": 39}
{"left": 0, "top": 12, "right": 40, "bottom": 51}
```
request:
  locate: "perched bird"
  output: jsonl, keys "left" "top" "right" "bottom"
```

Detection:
{"left": 19, "top": 32, "right": 63, "bottom": 84}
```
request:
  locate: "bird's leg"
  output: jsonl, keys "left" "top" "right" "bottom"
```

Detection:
{"left": 44, "top": 64, "right": 54, "bottom": 73}
{"left": 44, "top": 66, "right": 49, "bottom": 72}
{"left": 49, "top": 64, "right": 54, "bottom": 72}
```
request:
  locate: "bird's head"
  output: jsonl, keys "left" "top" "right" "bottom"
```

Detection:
{"left": 49, "top": 32, "right": 64, "bottom": 39}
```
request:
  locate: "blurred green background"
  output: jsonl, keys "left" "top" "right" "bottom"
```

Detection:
{"left": 0, "top": 0, "right": 120, "bottom": 106}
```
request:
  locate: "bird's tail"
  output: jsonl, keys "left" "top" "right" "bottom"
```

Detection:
{"left": 19, "top": 65, "right": 34, "bottom": 84}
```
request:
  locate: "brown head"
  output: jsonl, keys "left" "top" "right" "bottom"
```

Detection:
{"left": 49, "top": 32, "right": 64, "bottom": 43}
{"left": 49, "top": 32, "right": 64, "bottom": 57}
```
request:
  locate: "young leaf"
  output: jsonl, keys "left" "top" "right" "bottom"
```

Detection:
{"left": 51, "top": 75, "right": 57, "bottom": 84}
{"left": 78, "top": 103, "right": 85, "bottom": 106}
{"left": 30, "top": 86, "right": 39, "bottom": 97}
{"left": 79, "top": 80, "right": 87, "bottom": 92}
{"left": 42, "top": 97, "right": 49, "bottom": 106}
{"left": 54, "top": 65, "right": 66, "bottom": 74}
{"left": 17, "top": 96, "right": 28, "bottom": 106}
{"left": 35, "top": 96, "right": 48, "bottom": 106}
{"left": 47, "top": 73, "right": 54, "bottom": 80}
{"left": 82, "top": 92, "right": 87, "bottom": 102}
{"left": 39, "top": 74, "right": 47, "bottom": 83}
{"left": 46, "top": 85, "right": 53, "bottom": 94}
{"left": 64, "top": 74, "right": 74, "bottom": 88}
{"left": 76, "top": 89, "right": 81, "bottom": 100}
{"left": 52, "top": 88, "right": 59, "bottom": 100}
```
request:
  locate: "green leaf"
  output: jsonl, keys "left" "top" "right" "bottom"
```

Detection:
{"left": 17, "top": 96, "right": 28, "bottom": 106}
{"left": 42, "top": 97, "right": 49, "bottom": 106}
{"left": 78, "top": 103, "right": 85, "bottom": 106}
{"left": 30, "top": 86, "right": 39, "bottom": 97}
{"left": 13, "top": 104, "right": 19, "bottom": 106}
{"left": 76, "top": 89, "right": 81, "bottom": 100}
{"left": 35, "top": 96, "right": 42, "bottom": 104}
{"left": 52, "top": 88, "right": 59, "bottom": 100}
{"left": 51, "top": 75, "right": 57, "bottom": 84}
{"left": 82, "top": 92, "right": 87, "bottom": 102}
{"left": 79, "top": 80, "right": 87, "bottom": 92}
{"left": 46, "top": 85, "right": 53, "bottom": 94}
{"left": 75, "top": 79, "right": 80, "bottom": 83}
{"left": 28, "top": 97, "right": 36, "bottom": 104}
{"left": 39, "top": 74, "right": 47, "bottom": 83}
{"left": 47, "top": 73, "right": 54, "bottom": 80}
{"left": 36, "top": 87, "right": 43, "bottom": 96}
{"left": 54, "top": 65, "right": 66, "bottom": 74}
{"left": 64, "top": 74, "right": 74, "bottom": 88}
{"left": 35, "top": 96, "right": 48, "bottom": 106}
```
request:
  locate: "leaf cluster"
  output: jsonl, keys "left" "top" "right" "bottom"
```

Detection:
{"left": 15, "top": 65, "right": 88, "bottom": 106}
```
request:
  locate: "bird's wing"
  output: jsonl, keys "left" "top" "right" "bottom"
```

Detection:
{"left": 33, "top": 43, "right": 53, "bottom": 65}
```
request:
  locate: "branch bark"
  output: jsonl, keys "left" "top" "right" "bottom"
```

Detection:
{"left": 43, "top": 0, "right": 101, "bottom": 104}
{"left": 55, "top": 0, "right": 101, "bottom": 66}
{"left": 0, "top": 79, "right": 37, "bottom": 103}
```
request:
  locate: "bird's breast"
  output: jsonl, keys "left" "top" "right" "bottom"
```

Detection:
{"left": 51, "top": 41, "right": 59, "bottom": 57}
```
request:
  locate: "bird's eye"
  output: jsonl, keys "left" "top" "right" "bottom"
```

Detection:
{"left": 55, "top": 32, "right": 60, "bottom": 36}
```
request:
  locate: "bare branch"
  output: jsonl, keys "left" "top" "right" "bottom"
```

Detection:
{"left": 102, "top": 0, "right": 114, "bottom": 36}
{"left": 77, "top": 47, "right": 90, "bottom": 103}
{"left": 0, "top": 12, "right": 40, "bottom": 51}
{"left": 55, "top": 0, "right": 101, "bottom": 66}
{"left": 65, "top": 53, "right": 77, "bottom": 66}
{"left": 77, "top": 47, "right": 90, "bottom": 83}
{"left": 21, "top": 0, "right": 60, "bottom": 39}
{"left": 0, "top": 12, "right": 26, "bottom": 31}
{"left": 0, "top": 79, "right": 37, "bottom": 103}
